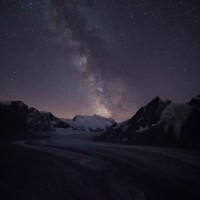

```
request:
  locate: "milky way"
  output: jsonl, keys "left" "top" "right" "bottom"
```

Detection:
{"left": 46, "top": 0, "right": 135, "bottom": 120}
{"left": 0, "top": 0, "right": 200, "bottom": 121}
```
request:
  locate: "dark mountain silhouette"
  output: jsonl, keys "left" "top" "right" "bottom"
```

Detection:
{"left": 0, "top": 101, "right": 57, "bottom": 139}
{"left": 0, "top": 101, "right": 115, "bottom": 140}
{"left": 101, "top": 95, "right": 200, "bottom": 148}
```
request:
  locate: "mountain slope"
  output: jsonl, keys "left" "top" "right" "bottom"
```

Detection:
{"left": 102, "top": 95, "right": 200, "bottom": 148}
{"left": 53, "top": 115, "right": 115, "bottom": 133}
{"left": 0, "top": 101, "right": 58, "bottom": 139}
{"left": 0, "top": 101, "right": 115, "bottom": 139}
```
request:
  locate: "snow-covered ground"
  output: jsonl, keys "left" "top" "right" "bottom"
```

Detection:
{"left": 56, "top": 114, "right": 115, "bottom": 133}
{"left": 159, "top": 102, "right": 193, "bottom": 139}
{"left": 11, "top": 129, "right": 200, "bottom": 200}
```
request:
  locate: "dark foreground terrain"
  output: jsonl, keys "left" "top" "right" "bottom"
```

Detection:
{"left": 1, "top": 134, "right": 200, "bottom": 200}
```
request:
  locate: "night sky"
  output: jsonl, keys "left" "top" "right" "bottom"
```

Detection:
{"left": 0, "top": 0, "right": 200, "bottom": 121}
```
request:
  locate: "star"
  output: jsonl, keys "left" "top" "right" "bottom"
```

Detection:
{"left": 0, "top": 0, "right": 199, "bottom": 121}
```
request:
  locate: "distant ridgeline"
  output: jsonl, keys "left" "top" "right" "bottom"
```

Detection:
{"left": 0, "top": 101, "right": 57, "bottom": 139}
{"left": 0, "top": 95, "right": 200, "bottom": 148}
{"left": 0, "top": 101, "right": 115, "bottom": 139}
{"left": 100, "top": 95, "right": 200, "bottom": 148}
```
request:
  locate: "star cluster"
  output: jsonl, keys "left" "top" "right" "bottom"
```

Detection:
{"left": 0, "top": 0, "right": 200, "bottom": 121}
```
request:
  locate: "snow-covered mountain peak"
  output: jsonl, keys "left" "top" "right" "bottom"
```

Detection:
{"left": 103, "top": 95, "right": 200, "bottom": 147}
{"left": 73, "top": 114, "right": 114, "bottom": 122}
{"left": 159, "top": 102, "right": 193, "bottom": 139}
{"left": 69, "top": 114, "right": 115, "bottom": 132}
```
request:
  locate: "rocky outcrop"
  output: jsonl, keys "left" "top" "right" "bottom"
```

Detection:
{"left": 102, "top": 95, "right": 200, "bottom": 148}
{"left": 0, "top": 101, "right": 57, "bottom": 138}
{"left": 0, "top": 101, "right": 115, "bottom": 139}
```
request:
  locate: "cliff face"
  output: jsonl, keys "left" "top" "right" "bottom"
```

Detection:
{"left": 103, "top": 95, "right": 200, "bottom": 148}
{"left": 0, "top": 101, "right": 115, "bottom": 139}
{"left": 0, "top": 101, "right": 57, "bottom": 139}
